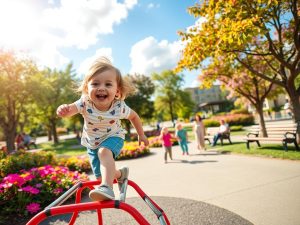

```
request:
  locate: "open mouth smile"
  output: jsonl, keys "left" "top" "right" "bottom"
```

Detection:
{"left": 95, "top": 94, "right": 108, "bottom": 100}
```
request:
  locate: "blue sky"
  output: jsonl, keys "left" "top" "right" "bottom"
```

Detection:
{"left": 0, "top": 0, "right": 201, "bottom": 87}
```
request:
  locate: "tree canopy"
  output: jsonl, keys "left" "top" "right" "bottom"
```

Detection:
{"left": 177, "top": 0, "right": 300, "bottom": 124}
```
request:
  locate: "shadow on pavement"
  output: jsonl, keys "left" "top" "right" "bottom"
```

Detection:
{"left": 38, "top": 196, "right": 253, "bottom": 225}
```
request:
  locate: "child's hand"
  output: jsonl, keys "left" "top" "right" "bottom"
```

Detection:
{"left": 138, "top": 134, "right": 149, "bottom": 146}
{"left": 57, "top": 104, "right": 71, "bottom": 117}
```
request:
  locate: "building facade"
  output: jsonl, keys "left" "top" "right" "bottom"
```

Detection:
{"left": 185, "top": 85, "right": 230, "bottom": 114}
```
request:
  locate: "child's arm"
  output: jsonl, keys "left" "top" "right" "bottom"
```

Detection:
{"left": 56, "top": 103, "right": 79, "bottom": 118}
{"left": 127, "top": 110, "right": 149, "bottom": 146}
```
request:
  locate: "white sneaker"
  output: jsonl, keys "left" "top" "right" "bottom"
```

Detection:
{"left": 117, "top": 166, "right": 129, "bottom": 191}
{"left": 89, "top": 184, "right": 115, "bottom": 201}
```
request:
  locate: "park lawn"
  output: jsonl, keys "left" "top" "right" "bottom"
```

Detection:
{"left": 210, "top": 142, "right": 300, "bottom": 160}
{"left": 38, "top": 138, "right": 86, "bottom": 156}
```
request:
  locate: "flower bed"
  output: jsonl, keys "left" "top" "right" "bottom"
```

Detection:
{"left": 58, "top": 155, "right": 91, "bottom": 172}
{"left": 0, "top": 165, "right": 88, "bottom": 217}
{"left": 117, "top": 141, "right": 150, "bottom": 160}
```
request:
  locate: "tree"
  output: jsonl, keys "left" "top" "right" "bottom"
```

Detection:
{"left": 201, "top": 56, "right": 283, "bottom": 136}
{"left": 177, "top": 0, "right": 300, "bottom": 138}
{"left": 124, "top": 74, "right": 155, "bottom": 135}
{"left": 30, "top": 64, "right": 78, "bottom": 144}
{"left": 152, "top": 70, "right": 194, "bottom": 126}
{"left": 0, "top": 50, "right": 38, "bottom": 153}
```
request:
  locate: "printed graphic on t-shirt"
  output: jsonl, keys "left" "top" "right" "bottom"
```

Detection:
{"left": 75, "top": 96, "right": 131, "bottom": 149}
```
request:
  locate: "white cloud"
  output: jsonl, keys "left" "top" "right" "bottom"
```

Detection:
{"left": 147, "top": 3, "right": 160, "bottom": 9}
{"left": 129, "top": 36, "right": 184, "bottom": 75}
{"left": 0, "top": 0, "right": 137, "bottom": 69}
{"left": 41, "top": 0, "right": 137, "bottom": 49}
{"left": 78, "top": 48, "right": 113, "bottom": 76}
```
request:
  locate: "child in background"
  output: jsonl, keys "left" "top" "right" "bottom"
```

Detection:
{"left": 57, "top": 57, "right": 149, "bottom": 201}
{"left": 175, "top": 123, "right": 189, "bottom": 155}
{"left": 159, "top": 127, "right": 173, "bottom": 163}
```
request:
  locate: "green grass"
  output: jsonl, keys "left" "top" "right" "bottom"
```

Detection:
{"left": 38, "top": 134, "right": 300, "bottom": 161}
{"left": 210, "top": 142, "right": 300, "bottom": 160}
{"left": 38, "top": 138, "right": 86, "bottom": 156}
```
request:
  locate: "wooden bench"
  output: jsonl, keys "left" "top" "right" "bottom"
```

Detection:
{"left": 204, "top": 127, "right": 232, "bottom": 145}
{"left": 244, "top": 122, "right": 300, "bottom": 151}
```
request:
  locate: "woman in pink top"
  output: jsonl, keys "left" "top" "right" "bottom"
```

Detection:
{"left": 160, "top": 127, "right": 173, "bottom": 163}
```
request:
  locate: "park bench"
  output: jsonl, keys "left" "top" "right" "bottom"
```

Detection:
{"left": 204, "top": 127, "right": 232, "bottom": 145}
{"left": 244, "top": 122, "right": 300, "bottom": 151}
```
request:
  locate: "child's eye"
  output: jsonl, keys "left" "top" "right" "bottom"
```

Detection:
{"left": 91, "top": 83, "right": 98, "bottom": 86}
{"left": 106, "top": 83, "right": 112, "bottom": 87}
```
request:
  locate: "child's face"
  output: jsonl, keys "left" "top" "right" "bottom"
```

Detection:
{"left": 163, "top": 128, "right": 168, "bottom": 134}
{"left": 87, "top": 69, "right": 120, "bottom": 111}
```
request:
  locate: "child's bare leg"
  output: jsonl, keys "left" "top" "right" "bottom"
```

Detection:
{"left": 98, "top": 148, "right": 118, "bottom": 187}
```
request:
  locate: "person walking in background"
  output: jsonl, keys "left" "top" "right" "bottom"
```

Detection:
{"left": 193, "top": 114, "right": 206, "bottom": 151}
{"left": 211, "top": 119, "right": 229, "bottom": 147}
{"left": 57, "top": 57, "right": 149, "bottom": 202}
{"left": 175, "top": 123, "right": 189, "bottom": 155}
{"left": 160, "top": 126, "right": 173, "bottom": 163}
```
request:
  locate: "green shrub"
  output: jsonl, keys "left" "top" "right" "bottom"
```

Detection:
{"left": 230, "top": 125, "right": 243, "bottom": 131}
{"left": 211, "top": 114, "right": 254, "bottom": 126}
{"left": 0, "top": 151, "right": 57, "bottom": 178}
{"left": 230, "top": 108, "right": 250, "bottom": 114}
{"left": 57, "top": 156, "right": 91, "bottom": 173}
{"left": 203, "top": 119, "right": 220, "bottom": 127}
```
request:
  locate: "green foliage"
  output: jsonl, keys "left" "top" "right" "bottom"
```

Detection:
{"left": 57, "top": 156, "right": 91, "bottom": 173}
{"left": 0, "top": 150, "right": 57, "bottom": 178}
{"left": 0, "top": 50, "right": 39, "bottom": 152}
{"left": 203, "top": 119, "right": 220, "bottom": 127}
{"left": 177, "top": 0, "right": 300, "bottom": 122}
{"left": 124, "top": 74, "right": 155, "bottom": 133}
{"left": 215, "top": 142, "right": 300, "bottom": 161}
{"left": 230, "top": 108, "right": 250, "bottom": 114}
{"left": 152, "top": 70, "right": 194, "bottom": 121}
{"left": 229, "top": 125, "right": 243, "bottom": 132}
{"left": 204, "top": 114, "right": 255, "bottom": 127}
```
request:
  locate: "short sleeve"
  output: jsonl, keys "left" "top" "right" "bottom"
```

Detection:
{"left": 74, "top": 97, "right": 85, "bottom": 114}
{"left": 120, "top": 101, "right": 131, "bottom": 119}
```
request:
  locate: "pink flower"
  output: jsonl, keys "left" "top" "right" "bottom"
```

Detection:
{"left": 2, "top": 174, "right": 25, "bottom": 187}
{"left": 22, "top": 185, "right": 40, "bottom": 194}
{"left": 21, "top": 172, "right": 35, "bottom": 182}
{"left": 26, "top": 203, "right": 41, "bottom": 214}
{"left": 35, "top": 183, "right": 43, "bottom": 188}
{"left": 53, "top": 188, "right": 63, "bottom": 195}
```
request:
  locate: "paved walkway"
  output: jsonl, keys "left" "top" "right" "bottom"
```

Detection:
{"left": 36, "top": 141, "right": 300, "bottom": 225}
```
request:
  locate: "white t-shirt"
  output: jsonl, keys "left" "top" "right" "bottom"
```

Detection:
{"left": 219, "top": 124, "right": 229, "bottom": 133}
{"left": 75, "top": 96, "right": 131, "bottom": 149}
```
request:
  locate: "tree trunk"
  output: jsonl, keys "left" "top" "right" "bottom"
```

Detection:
{"left": 47, "top": 128, "right": 52, "bottom": 141}
{"left": 50, "top": 118, "right": 59, "bottom": 144}
{"left": 5, "top": 130, "right": 16, "bottom": 153}
{"left": 286, "top": 86, "right": 300, "bottom": 143}
{"left": 168, "top": 101, "right": 175, "bottom": 127}
{"left": 256, "top": 104, "right": 268, "bottom": 137}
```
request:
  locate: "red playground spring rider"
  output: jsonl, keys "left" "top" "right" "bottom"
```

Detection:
{"left": 26, "top": 178, "right": 170, "bottom": 225}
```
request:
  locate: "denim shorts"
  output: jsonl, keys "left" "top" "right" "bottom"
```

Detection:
{"left": 87, "top": 137, "right": 124, "bottom": 178}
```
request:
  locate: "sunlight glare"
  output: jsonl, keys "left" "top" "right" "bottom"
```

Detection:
{"left": 0, "top": 1, "right": 40, "bottom": 49}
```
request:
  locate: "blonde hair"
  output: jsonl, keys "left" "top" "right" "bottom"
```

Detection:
{"left": 77, "top": 57, "right": 135, "bottom": 100}
{"left": 175, "top": 123, "right": 182, "bottom": 130}
{"left": 161, "top": 126, "right": 168, "bottom": 135}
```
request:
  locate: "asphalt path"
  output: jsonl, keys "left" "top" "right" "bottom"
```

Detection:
{"left": 35, "top": 141, "right": 300, "bottom": 225}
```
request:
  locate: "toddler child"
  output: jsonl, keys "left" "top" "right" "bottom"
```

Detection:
{"left": 57, "top": 57, "right": 149, "bottom": 201}
{"left": 175, "top": 123, "right": 189, "bottom": 155}
{"left": 159, "top": 127, "right": 173, "bottom": 163}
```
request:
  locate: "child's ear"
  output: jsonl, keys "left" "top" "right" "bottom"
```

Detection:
{"left": 115, "top": 89, "right": 121, "bottom": 100}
